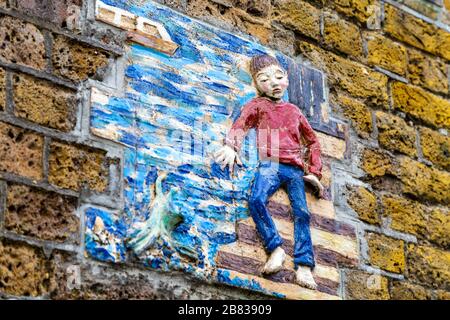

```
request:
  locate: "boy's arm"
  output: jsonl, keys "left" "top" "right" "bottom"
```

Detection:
{"left": 299, "top": 114, "right": 322, "bottom": 180}
{"left": 215, "top": 101, "right": 258, "bottom": 173}
{"left": 225, "top": 101, "right": 259, "bottom": 152}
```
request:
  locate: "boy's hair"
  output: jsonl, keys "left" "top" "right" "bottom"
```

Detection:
{"left": 249, "top": 55, "right": 285, "bottom": 78}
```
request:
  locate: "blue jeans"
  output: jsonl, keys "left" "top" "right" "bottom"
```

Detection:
{"left": 248, "top": 161, "right": 315, "bottom": 269}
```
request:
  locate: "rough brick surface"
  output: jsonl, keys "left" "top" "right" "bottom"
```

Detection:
{"left": 396, "top": 157, "right": 450, "bottom": 205}
{"left": 436, "top": 290, "right": 450, "bottom": 300}
{"left": 323, "top": 12, "right": 363, "bottom": 58}
{"left": 426, "top": 207, "right": 450, "bottom": 248}
{"left": 407, "top": 49, "right": 449, "bottom": 94}
{"left": 185, "top": 0, "right": 237, "bottom": 26}
{"left": 384, "top": 4, "right": 450, "bottom": 60}
{"left": 344, "top": 269, "right": 390, "bottom": 300}
{"left": 406, "top": 244, "right": 450, "bottom": 289}
{"left": 331, "top": 0, "right": 379, "bottom": 24}
{"left": 375, "top": 111, "right": 417, "bottom": 157}
{"left": 272, "top": 0, "right": 321, "bottom": 40}
{"left": 0, "top": 122, "right": 43, "bottom": 180}
{"left": 247, "top": 0, "right": 271, "bottom": 17}
{"left": 361, "top": 149, "right": 393, "bottom": 178}
{"left": 52, "top": 35, "right": 110, "bottom": 82}
{"left": 0, "top": 16, "right": 46, "bottom": 70}
{"left": 12, "top": 73, "right": 77, "bottom": 132}
{"left": 382, "top": 197, "right": 449, "bottom": 248}
{"left": 347, "top": 186, "right": 380, "bottom": 225}
{"left": 392, "top": 82, "right": 450, "bottom": 129}
{"left": 395, "top": 0, "right": 441, "bottom": 20}
{"left": 382, "top": 195, "right": 427, "bottom": 237}
{"left": 366, "top": 33, "right": 407, "bottom": 76}
{"left": 419, "top": 127, "right": 450, "bottom": 171}
{"left": 48, "top": 141, "right": 108, "bottom": 192}
{"left": 334, "top": 95, "right": 372, "bottom": 138}
{"left": 5, "top": 183, "right": 79, "bottom": 243}
{"left": 0, "top": 67, "right": 5, "bottom": 111}
{"left": 366, "top": 232, "right": 405, "bottom": 274}
{"left": 363, "top": 151, "right": 450, "bottom": 205}
{"left": 14, "top": 0, "right": 82, "bottom": 29}
{"left": 390, "top": 280, "right": 432, "bottom": 300}
{"left": 297, "top": 42, "right": 388, "bottom": 106}
{"left": 0, "top": 239, "right": 55, "bottom": 297}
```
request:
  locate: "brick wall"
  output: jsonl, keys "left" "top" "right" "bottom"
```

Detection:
{"left": 0, "top": 0, "right": 448, "bottom": 300}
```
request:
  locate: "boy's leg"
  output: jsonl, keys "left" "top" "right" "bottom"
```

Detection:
{"left": 285, "top": 167, "right": 317, "bottom": 289}
{"left": 248, "top": 162, "right": 284, "bottom": 253}
{"left": 285, "top": 168, "right": 315, "bottom": 269}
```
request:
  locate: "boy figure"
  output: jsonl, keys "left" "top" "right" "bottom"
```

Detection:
{"left": 215, "top": 55, "right": 324, "bottom": 290}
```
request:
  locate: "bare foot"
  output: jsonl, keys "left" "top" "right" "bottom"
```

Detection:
{"left": 303, "top": 174, "right": 325, "bottom": 199}
{"left": 262, "top": 247, "right": 286, "bottom": 274}
{"left": 296, "top": 265, "right": 318, "bottom": 290}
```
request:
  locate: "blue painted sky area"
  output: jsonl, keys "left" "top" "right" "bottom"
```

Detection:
{"left": 88, "top": 0, "right": 295, "bottom": 290}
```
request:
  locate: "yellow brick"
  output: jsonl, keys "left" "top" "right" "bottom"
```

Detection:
{"left": 366, "top": 232, "right": 405, "bottom": 273}
{"left": 375, "top": 111, "right": 417, "bottom": 157}
{"left": 407, "top": 49, "right": 448, "bottom": 95}
{"left": 436, "top": 290, "right": 450, "bottom": 300}
{"left": 382, "top": 195, "right": 449, "bottom": 247}
{"left": 390, "top": 281, "right": 432, "bottom": 300}
{"left": 445, "top": 0, "right": 450, "bottom": 11}
{"left": 361, "top": 149, "right": 393, "bottom": 178}
{"left": 384, "top": 4, "right": 450, "bottom": 60}
{"left": 345, "top": 269, "right": 390, "bottom": 300}
{"left": 335, "top": 95, "right": 373, "bottom": 138}
{"left": 331, "top": 0, "right": 380, "bottom": 24}
{"left": 13, "top": 73, "right": 77, "bottom": 132}
{"left": 427, "top": 207, "right": 450, "bottom": 248}
{"left": 48, "top": 141, "right": 108, "bottom": 192}
{"left": 393, "top": 0, "right": 440, "bottom": 19}
{"left": 407, "top": 244, "right": 450, "bottom": 289}
{"left": 381, "top": 195, "right": 427, "bottom": 237}
{"left": 347, "top": 186, "right": 380, "bottom": 225}
{"left": 0, "top": 239, "right": 56, "bottom": 297}
{"left": 396, "top": 156, "right": 450, "bottom": 204}
{"left": 419, "top": 127, "right": 450, "bottom": 171}
{"left": 392, "top": 82, "right": 450, "bottom": 129}
{"left": 366, "top": 33, "right": 407, "bottom": 76}
{"left": 298, "top": 41, "right": 388, "bottom": 106}
{"left": 323, "top": 12, "right": 363, "bottom": 58}
{"left": 273, "top": 0, "right": 321, "bottom": 40}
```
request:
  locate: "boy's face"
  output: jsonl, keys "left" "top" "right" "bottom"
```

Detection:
{"left": 254, "top": 64, "right": 289, "bottom": 101}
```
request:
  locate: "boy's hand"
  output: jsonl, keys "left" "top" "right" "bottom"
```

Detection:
{"left": 303, "top": 174, "right": 325, "bottom": 199}
{"left": 214, "top": 145, "right": 242, "bottom": 174}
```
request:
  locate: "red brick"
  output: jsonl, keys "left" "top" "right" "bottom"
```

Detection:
{"left": 0, "top": 122, "right": 43, "bottom": 180}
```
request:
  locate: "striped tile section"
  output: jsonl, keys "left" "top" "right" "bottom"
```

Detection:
{"left": 217, "top": 241, "right": 341, "bottom": 296}
{"left": 216, "top": 269, "right": 341, "bottom": 300}
{"left": 216, "top": 188, "right": 358, "bottom": 299}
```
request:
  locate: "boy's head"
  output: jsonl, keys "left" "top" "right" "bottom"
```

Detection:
{"left": 250, "top": 55, "right": 289, "bottom": 101}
